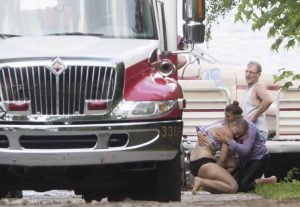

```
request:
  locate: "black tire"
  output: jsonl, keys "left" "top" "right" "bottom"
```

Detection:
{"left": 9, "top": 191, "right": 23, "bottom": 198}
{"left": 155, "top": 152, "right": 181, "bottom": 202}
{"left": 180, "top": 143, "right": 185, "bottom": 187}
{"left": 0, "top": 191, "right": 23, "bottom": 199}
{"left": 180, "top": 143, "right": 193, "bottom": 190}
{"left": 82, "top": 192, "right": 102, "bottom": 203}
{"left": 107, "top": 195, "right": 125, "bottom": 202}
{"left": 0, "top": 191, "right": 7, "bottom": 199}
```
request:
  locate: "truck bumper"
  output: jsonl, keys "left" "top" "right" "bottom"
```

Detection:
{"left": 182, "top": 136, "right": 300, "bottom": 154}
{"left": 266, "top": 140, "right": 300, "bottom": 153}
{"left": 0, "top": 120, "right": 182, "bottom": 166}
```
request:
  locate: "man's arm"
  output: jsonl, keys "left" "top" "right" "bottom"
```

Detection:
{"left": 215, "top": 122, "right": 257, "bottom": 156}
{"left": 249, "top": 84, "right": 273, "bottom": 122}
{"left": 229, "top": 122, "right": 257, "bottom": 156}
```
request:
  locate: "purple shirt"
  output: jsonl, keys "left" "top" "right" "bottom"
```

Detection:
{"left": 229, "top": 121, "right": 268, "bottom": 164}
{"left": 196, "top": 120, "right": 268, "bottom": 164}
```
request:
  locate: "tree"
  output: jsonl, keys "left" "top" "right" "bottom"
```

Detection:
{"left": 204, "top": 0, "right": 237, "bottom": 42}
{"left": 205, "top": 0, "right": 300, "bottom": 90}
{"left": 236, "top": 0, "right": 300, "bottom": 51}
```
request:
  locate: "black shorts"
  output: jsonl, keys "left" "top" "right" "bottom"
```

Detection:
{"left": 189, "top": 157, "right": 216, "bottom": 177}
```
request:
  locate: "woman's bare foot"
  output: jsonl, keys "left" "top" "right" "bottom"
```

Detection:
{"left": 255, "top": 175, "right": 277, "bottom": 185}
{"left": 266, "top": 176, "right": 277, "bottom": 184}
{"left": 192, "top": 177, "right": 202, "bottom": 195}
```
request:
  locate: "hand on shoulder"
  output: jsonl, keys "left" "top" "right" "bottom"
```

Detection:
{"left": 215, "top": 132, "right": 230, "bottom": 144}
{"left": 197, "top": 132, "right": 211, "bottom": 147}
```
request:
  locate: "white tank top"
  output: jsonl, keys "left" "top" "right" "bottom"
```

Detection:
{"left": 241, "top": 83, "right": 268, "bottom": 133}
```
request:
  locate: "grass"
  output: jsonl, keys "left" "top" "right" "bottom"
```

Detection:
{"left": 255, "top": 181, "right": 300, "bottom": 200}
{"left": 255, "top": 167, "right": 300, "bottom": 200}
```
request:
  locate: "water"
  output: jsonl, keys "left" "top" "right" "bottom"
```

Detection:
{"left": 177, "top": 1, "right": 300, "bottom": 73}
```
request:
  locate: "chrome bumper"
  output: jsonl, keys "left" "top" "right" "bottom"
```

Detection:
{"left": 0, "top": 120, "right": 182, "bottom": 166}
{"left": 182, "top": 136, "right": 300, "bottom": 154}
{"left": 266, "top": 140, "right": 300, "bottom": 153}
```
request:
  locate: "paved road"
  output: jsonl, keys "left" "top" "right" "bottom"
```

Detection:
{"left": 1, "top": 190, "right": 300, "bottom": 207}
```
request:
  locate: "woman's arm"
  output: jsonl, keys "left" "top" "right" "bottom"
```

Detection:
{"left": 196, "top": 120, "right": 224, "bottom": 146}
{"left": 217, "top": 143, "right": 229, "bottom": 167}
{"left": 197, "top": 132, "right": 211, "bottom": 146}
{"left": 214, "top": 121, "right": 257, "bottom": 156}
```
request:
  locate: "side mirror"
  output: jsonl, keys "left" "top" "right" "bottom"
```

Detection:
{"left": 183, "top": 22, "right": 205, "bottom": 43}
{"left": 182, "top": 0, "right": 205, "bottom": 22}
{"left": 182, "top": 0, "right": 205, "bottom": 43}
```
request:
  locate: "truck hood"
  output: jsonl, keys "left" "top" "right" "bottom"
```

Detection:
{"left": 0, "top": 36, "right": 159, "bottom": 68}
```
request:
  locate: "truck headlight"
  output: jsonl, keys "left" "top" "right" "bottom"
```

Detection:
{"left": 115, "top": 100, "right": 176, "bottom": 118}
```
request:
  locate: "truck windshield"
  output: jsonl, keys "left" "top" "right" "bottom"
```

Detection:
{"left": 0, "top": 0, "right": 156, "bottom": 39}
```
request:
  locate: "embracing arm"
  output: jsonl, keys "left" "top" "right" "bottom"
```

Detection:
{"left": 229, "top": 122, "right": 257, "bottom": 156}
{"left": 214, "top": 121, "right": 257, "bottom": 156}
{"left": 196, "top": 120, "right": 224, "bottom": 146}
{"left": 195, "top": 120, "right": 224, "bottom": 134}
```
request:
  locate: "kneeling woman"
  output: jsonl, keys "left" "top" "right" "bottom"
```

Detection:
{"left": 190, "top": 118, "right": 249, "bottom": 194}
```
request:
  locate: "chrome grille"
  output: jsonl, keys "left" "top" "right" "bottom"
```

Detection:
{"left": 0, "top": 65, "right": 116, "bottom": 115}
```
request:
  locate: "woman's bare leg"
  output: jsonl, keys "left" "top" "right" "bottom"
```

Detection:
{"left": 215, "top": 151, "right": 239, "bottom": 173}
{"left": 192, "top": 177, "right": 202, "bottom": 194}
{"left": 192, "top": 177, "right": 231, "bottom": 194}
{"left": 194, "top": 163, "right": 238, "bottom": 194}
{"left": 223, "top": 156, "right": 239, "bottom": 173}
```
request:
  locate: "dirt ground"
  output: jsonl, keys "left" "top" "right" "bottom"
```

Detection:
{"left": 1, "top": 190, "right": 300, "bottom": 207}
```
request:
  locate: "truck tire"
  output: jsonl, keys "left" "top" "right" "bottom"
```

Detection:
{"left": 155, "top": 152, "right": 181, "bottom": 202}
{"left": 180, "top": 143, "right": 186, "bottom": 188}
{"left": 82, "top": 191, "right": 102, "bottom": 203}
{"left": 181, "top": 142, "right": 193, "bottom": 190}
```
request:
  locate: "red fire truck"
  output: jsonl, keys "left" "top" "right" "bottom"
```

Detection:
{"left": 0, "top": 0, "right": 205, "bottom": 202}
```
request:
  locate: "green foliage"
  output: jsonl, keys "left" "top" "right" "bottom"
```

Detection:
{"left": 204, "top": 0, "right": 237, "bottom": 42}
{"left": 273, "top": 70, "right": 300, "bottom": 91}
{"left": 205, "top": 0, "right": 300, "bottom": 51}
{"left": 204, "top": 0, "right": 300, "bottom": 90}
{"left": 235, "top": 0, "right": 300, "bottom": 51}
{"left": 283, "top": 167, "right": 300, "bottom": 183}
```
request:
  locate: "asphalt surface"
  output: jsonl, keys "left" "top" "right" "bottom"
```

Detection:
{"left": 1, "top": 190, "right": 300, "bottom": 207}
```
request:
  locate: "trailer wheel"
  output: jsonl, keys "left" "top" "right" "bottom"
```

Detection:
{"left": 155, "top": 152, "right": 181, "bottom": 202}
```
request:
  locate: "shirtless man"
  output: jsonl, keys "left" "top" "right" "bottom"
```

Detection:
{"left": 242, "top": 61, "right": 273, "bottom": 140}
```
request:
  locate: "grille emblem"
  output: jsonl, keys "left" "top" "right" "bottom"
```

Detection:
{"left": 49, "top": 57, "right": 67, "bottom": 75}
